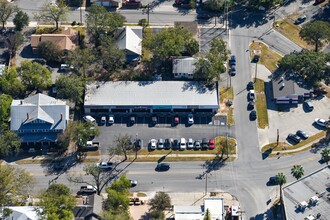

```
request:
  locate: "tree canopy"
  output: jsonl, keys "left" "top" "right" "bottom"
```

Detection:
{"left": 278, "top": 51, "right": 330, "bottom": 85}
{"left": 86, "top": 5, "right": 125, "bottom": 46}
{"left": 0, "top": 93, "right": 12, "bottom": 131}
{"left": 300, "top": 21, "right": 330, "bottom": 52}
{"left": 0, "top": 130, "right": 20, "bottom": 157}
{"left": 291, "top": 164, "right": 304, "bottom": 180}
{"left": 0, "top": 2, "right": 18, "bottom": 29}
{"left": 321, "top": 148, "right": 330, "bottom": 163}
{"left": 37, "top": 40, "right": 63, "bottom": 63}
{"left": 38, "top": 184, "right": 76, "bottom": 220}
{"left": 55, "top": 75, "right": 85, "bottom": 104}
{"left": 0, "top": 67, "right": 25, "bottom": 98}
{"left": 149, "top": 191, "right": 172, "bottom": 212}
{"left": 104, "top": 176, "right": 131, "bottom": 211}
{"left": 17, "top": 60, "right": 52, "bottom": 91}
{"left": 0, "top": 165, "right": 34, "bottom": 206}
{"left": 13, "top": 10, "right": 29, "bottom": 31}
{"left": 34, "top": 1, "right": 69, "bottom": 30}
{"left": 7, "top": 32, "right": 24, "bottom": 56}
{"left": 67, "top": 47, "right": 97, "bottom": 78}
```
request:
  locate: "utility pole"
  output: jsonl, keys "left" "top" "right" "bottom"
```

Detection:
{"left": 254, "top": 62, "right": 258, "bottom": 82}
{"left": 79, "top": 0, "right": 83, "bottom": 24}
{"left": 205, "top": 172, "right": 208, "bottom": 195}
{"left": 276, "top": 129, "right": 279, "bottom": 145}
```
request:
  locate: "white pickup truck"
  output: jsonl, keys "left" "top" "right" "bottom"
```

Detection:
{"left": 79, "top": 185, "right": 97, "bottom": 193}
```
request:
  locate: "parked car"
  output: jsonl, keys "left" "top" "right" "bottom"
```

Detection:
{"left": 304, "top": 100, "right": 314, "bottom": 111}
{"left": 187, "top": 138, "right": 194, "bottom": 149}
{"left": 151, "top": 115, "right": 157, "bottom": 125}
{"left": 174, "top": 116, "right": 179, "bottom": 125}
{"left": 79, "top": 185, "right": 97, "bottom": 194}
{"left": 230, "top": 65, "right": 236, "bottom": 76}
{"left": 188, "top": 114, "right": 194, "bottom": 125}
{"left": 296, "top": 130, "right": 309, "bottom": 139}
{"left": 130, "top": 116, "right": 136, "bottom": 125}
{"left": 97, "top": 161, "right": 114, "bottom": 169}
{"left": 247, "top": 81, "right": 254, "bottom": 90}
{"left": 314, "top": 118, "right": 327, "bottom": 127}
{"left": 194, "top": 140, "right": 201, "bottom": 149}
{"left": 130, "top": 180, "right": 137, "bottom": 187}
{"left": 60, "top": 64, "right": 72, "bottom": 71}
{"left": 250, "top": 110, "right": 257, "bottom": 120}
{"left": 230, "top": 55, "right": 236, "bottom": 65}
{"left": 294, "top": 15, "right": 306, "bottom": 25}
{"left": 268, "top": 176, "right": 279, "bottom": 185}
{"left": 100, "top": 116, "right": 106, "bottom": 125}
{"left": 209, "top": 139, "right": 215, "bottom": 149}
{"left": 156, "top": 163, "right": 170, "bottom": 171}
{"left": 83, "top": 115, "right": 96, "bottom": 124}
{"left": 248, "top": 90, "right": 255, "bottom": 100}
{"left": 158, "top": 138, "right": 164, "bottom": 149}
{"left": 108, "top": 114, "right": 114, "bottom": 124}
{"left": 150, "top": 139, "right": 157, "bottom": 150}
{"left": 202, "top": 138, "right": 208, "bottom": 149}
{"left": 180, "top": 138, "right": 186, "bottom": 150}
{"left": 248, "top": 101, "right": 255, "bottom": 110}
{"left": 173, "top": 139, "right": 179, "bottom": 150}
{"left": 164, "top": 138, "right": 171, "bottom": 150}
{"left": 287, "top": 133, "right": 301, "bottom": 144}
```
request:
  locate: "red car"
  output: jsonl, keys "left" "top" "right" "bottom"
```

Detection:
{"left": 209, "top": 139, "right": 215, "bottom": 149}
{"left": 174, "top": 116, "right": 179, "bottom": 124}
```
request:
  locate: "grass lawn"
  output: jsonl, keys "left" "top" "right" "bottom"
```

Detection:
{"left": 249, "top": 41, "right": 282, "bottom": 72}
{"left": 215, "top": 136, "right": 236, "bottom": 155}
{"left": 36, "top": 27, "right": 63, "bottom": 34}
{"left": 274, "top": 14, "right": 314, "bottom": 50}
{"left": 86, "top": 150, "right": 101, "bottom": 157}
{"left": 261, "top": 130, "right": 327, "bottom": 153}
{"left": 254, "top": 78, "right": 269, "bottom": 129}
{"left": 219, "top": 87, "right": 234, "bottom": 125}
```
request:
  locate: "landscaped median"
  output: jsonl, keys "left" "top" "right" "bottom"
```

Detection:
{"left": 127, "top": 136, "right": 237, "bottom": 162}
{"left": 255, "top": 78, "right": 269, "bottom": 129}
{"left": 219, "top": 87, "right": 234, "bottom": 125}
{"left": 261, "top": 130, "right": 327, "bottom": 156}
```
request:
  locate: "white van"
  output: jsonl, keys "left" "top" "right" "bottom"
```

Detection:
{"left": 83, "top": 115, "right": 96, "bottom": 124}
{"left": 180, "top": 138, "right": 186, "bottom": 150}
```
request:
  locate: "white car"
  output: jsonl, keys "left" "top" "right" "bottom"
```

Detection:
{"left": 249, "top": 90, "right": 255, "bottom": 100}
{"left": 314, "top": 118, "right": 327, "bottom": 127}
{"left": 130, "top": 180, "right": 137, "bottom": 187}
{"left": 150, "top": 139, "right": 157, "bottom": 150}
{"left": 180, "top": 138, "right": 186, "bottom": 150}
{"left": 187, "top": 138, "right": 194, "bottom": 149}
{"left": 97, "top": 161, "right": 114, "bottom": 169}
{"left": 108, "top": 114, "right": 114, "bottom": 124}
{"left": 83, "top": 115, "right": 96, "bottom": 124}
{"left": 188, "top": 114, "right": 194, "bottom": 125}
{"left": 158, "top": 138, "right": 164, "bottom": 149}
{"left": 100, "top": 116, "right": 106, "bottom": 125}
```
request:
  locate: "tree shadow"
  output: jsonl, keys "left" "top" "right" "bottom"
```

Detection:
{"left": 196, "top": 155, "right": 227, "bottom": 179}
{"left": 262, "top": 148, "right": 273, "bottom": 160}
{"left": 230, "top": 8, "right": 270, "bottom": 30}
{"left": 157, "top": 150, "right": 172, "bottom": 164}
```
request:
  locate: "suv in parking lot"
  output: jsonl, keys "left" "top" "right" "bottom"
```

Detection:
{"left": 83, "top": 115, "right": 96, "bottom": 124}
{"left": 150, "top": 139, "right": 157, "bottom": 150}
{"left": 188, "top": 114, "right": 194, "bottom": 125}
{"left": 130, "top": 116, "right": 136, "bottom": 125}
{"left": 294, "top": 15, "right": 306, "bottom": 25}
{"left": 158, "top": 138, "right": 164, "bottom": 149}
{"left": 304, "top": 100, "right": 313, "bottom": 111}
{"left": 287, "top": 133, "right": 301, "bottom": 144}
{"left": 202, "top": 138, "right": 208, "bottom": 149}
{"left": 187, "top": 138, "right": 194, "bottom": 149}
{"left": 180, "top": 138, "right": 186, "bottom": 150}
{"left": 164, "top": 138, "right": 171, "bottom": 149}
{"left": 248, "top": 90, "right": 255, "bottom": 100}
{"left": 108, "top": 114, "right": 114, "bottom": 124}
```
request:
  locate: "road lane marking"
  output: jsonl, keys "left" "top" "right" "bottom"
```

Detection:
{"left": 271, "top": 157, "right": 317, "bottom": 171}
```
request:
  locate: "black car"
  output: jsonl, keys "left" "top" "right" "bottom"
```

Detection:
{"left": 155, "top": 163, "right": 170, "bottom": 172}
{"left": 269, "top": 176, "right": 279, "bottom": 185}
{"left": 296, "top": 130, "right": 309, "bottom": 139}
{"left": 201, "top": 138, "right": 208, "bottom": 149}
{"left": 250, "top": 110, "right": 257, "bottom": 120}
{"left": 287, "top": 134, "right": 301, "bottom": 144}
{"left": 172, "top": 139, "right": 179, "bottom": 150}
{"left": 134, "top": 139, "right": 142, "bottom": 150}
{"left": 130, "top": 116, "right": 136, "bottom": 124}
{"left": 294, "top": 15, "right": 306, "bottom": 25}
{"left": 247, "top": 81, "right": 254, "bottom": 90}
{"left": 151, "top": 115, "right": 157, "bottom": 125}
{"left": 229, "top": 55, "right": 236, "bottom": 65}
{"left": 230, "top": 65, "right": 236, "bottom": 76}
{"left": 164, "top": 138, "right": 171, "bottom": 150}
{"left": 248, "top": 101, "right": 255, "bottom": 110}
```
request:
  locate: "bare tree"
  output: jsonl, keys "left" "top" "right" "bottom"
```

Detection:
{"left": 0, "top": 2, "right": 18, "bottom": 30}
{"left": 68, "top": 134, "right": 137, "bottom": 195}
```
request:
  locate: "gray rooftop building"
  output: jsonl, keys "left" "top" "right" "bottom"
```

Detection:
{"left": 173, "top": 57, "right": 197, "bottom": 79}
{"left": 84, "top": 81, "right": 219, "bottom": 114}
{"left": 10, "top": 93, "right": 69, "bottom": 147}
{"left": 283, "top": 166, "right": 330, "bottom": 220}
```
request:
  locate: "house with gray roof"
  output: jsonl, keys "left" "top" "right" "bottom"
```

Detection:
{"left": 1, "top": 206, "right": 43, "bottom": 220}
{"left": 272, "top": 73, "right": 311, "bottom": 104}
{"left": 115, "top": 26, "right": 142, "bottom": 62}
{"left": 173, "top": 57, "right": 197, "bottom": 79}
{"left": 73, "top": 194, "right": 103, "bottom": 220}
{"left": 10, "top": 93, "right": 69, "bottom": 148}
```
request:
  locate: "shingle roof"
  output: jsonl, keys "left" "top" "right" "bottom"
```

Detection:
{"left": 272, "top": 74, "right": 310, "bottom": 99}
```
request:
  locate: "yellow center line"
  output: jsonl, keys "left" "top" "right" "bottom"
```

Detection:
{"left": 271, "top": 156, "right": 317, "bottom": 171}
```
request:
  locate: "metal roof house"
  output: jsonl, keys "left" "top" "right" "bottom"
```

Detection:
{"left": 84, "top": 81, "right": 219, "bottom": 114}
{"left": 10, "top": 93, "right": 69, "bottom": 148}
{"left": 272, "top": 73, "right": 311, "bottom": 104}
{"left": 173, "top": 57, "right": 197, "bottom": 79}
{"left": 115, "top": 26, "right": 142, "bottom": 62}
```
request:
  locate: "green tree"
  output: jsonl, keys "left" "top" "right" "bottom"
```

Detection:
{"left": 7, "top": 32, "right": 24, "bottom": 56}
{"left": 291, "top": 164, "right": 304, "bottom": 180}
{"left": 17, "top": 60, "right": 52, "bottom": 91}
{"left": 205, "top": 0, "right": 225, "bottom": 12}
{"left": 0, "top": 130, "right": 20, "bottom": 157}
{"left": 37, "top": 40, "right": 63, "bottom": 62}
{"left": 69, "top": 134, "right": 135, "bottom": 195}
{"left": 0, "top": 93, "right": 12, "bottom": 131}
{"left": 150, "top": 26, "right": 198, "bottom": 61}
{"left": 149, "top": 210, "right": 165, "bottom": 220}
{"left": 96, "top": 36, "right": 125, "bottom": 78}
{"left": 276, "top": 172, "right": 286, "bottom": 204}
{"left": 55, "top": 75, "right": 85, "bottom": 104}
{"left": 0, "top": 2, "right": 18, "bottom": 29}
{"left": 149, "top": 191, "right": 172, "bottom": 212}
{"left": 0, "top": 68, "right": 25, "bottom": 98}
{"left": 86, "top": 5, "right": 125, "bottom": 46}
{"left": 33, "top": 1, "right": 69, "bottom": 30}
{"left": 100, "top": 210, "right": 132, "bottom": 220}
{"left": 13, "top": 10, "right": 29, "bottom": 31}
{"left": 300, "top": 21, "right": 330, "bottom": 52}
{"left": 0, "top": 165, "right": 34, "bottom": 206}
{"left": 204, "top": 208, "right": 211, "bottom": 220}
{"left": 38, "top": 184, "right": 76, "bottom": 220}
{"left": 105, "top": 187, "right": 130, "bottom": 210}
{"left": 67, "top": 47, "right": 97, "bottom": 78}
{"left": 321, "top": 148, "right": 330, "bottom": 164}
{"left": 194, "top": 38, "right": 228, "bottom": 82}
